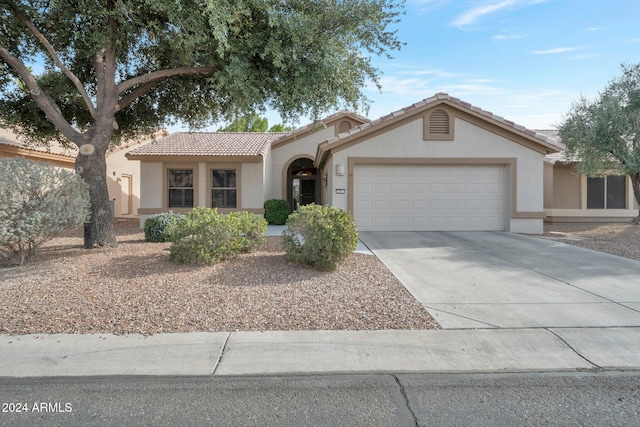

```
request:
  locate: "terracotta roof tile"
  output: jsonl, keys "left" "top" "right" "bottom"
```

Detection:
{"left": 273, "top": 110, "right": 370, "bottom": 143}
{"left": 127, "top": 132, "right": 286, "bottom": 157}
{"left": 0, "top": 128, "right": 77, "bottom": 158}
{"left": 318, "top": 93, "right": 565, "bottom": 152}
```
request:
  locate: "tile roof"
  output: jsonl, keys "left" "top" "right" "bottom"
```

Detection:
{"left": 127, "top": 132, "right": 287, "bottom": 157}
{"left": 274, "top": 110, "right": 370, "bottom": 140}
{"left": 0, "top": 128, "right": 78, "bottom": 158}
{"left": 533, "top": 129, "right": 579, "bottom": 164}
{"left": 318, "top": 93, "right": 566, "bottom": 153}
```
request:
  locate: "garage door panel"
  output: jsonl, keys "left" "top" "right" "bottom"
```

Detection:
{"left": 354, "top": 164, "right": 505, "bottom": 231}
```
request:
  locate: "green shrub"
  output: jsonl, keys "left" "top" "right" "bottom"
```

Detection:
{"left": 264, "top": 199, "right": 291, "bottom": 225}
{"left": 281, "top": 204, "right": 358, "bottom": 271}
{"left": 0, "top": 157, "right": 90, "bottom": 265}
{"left": 167, "top": 207, "right": 267, "bottom": 264}
{"left": 144, "top": 212, "right": 183, "bottom": 242}
{"left": 226, "top": 210, "right": 267, "bottom": 252}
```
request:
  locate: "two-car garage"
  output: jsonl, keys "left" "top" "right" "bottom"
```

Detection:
{"left": 353, "top": 163, "right": 506, "bottom": 232}
{"left": 315, "top": 94, "right": 563, "bottom": 235}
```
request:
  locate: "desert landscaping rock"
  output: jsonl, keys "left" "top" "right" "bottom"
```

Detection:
{"left": 0, "top": 220, "right": 438, "bottom": 335}
{"left": 541, "top": 222, "right": 640, "bottom": 261}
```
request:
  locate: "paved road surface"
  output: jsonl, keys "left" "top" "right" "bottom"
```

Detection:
{"left": 1, "top": 371, "right": 638, "bottom": 426}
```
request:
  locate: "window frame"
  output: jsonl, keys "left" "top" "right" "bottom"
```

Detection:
{"left": 207, "top": 163, "right": 241, "bottom": 211}
{"left": 164, "top": 165, "right": 198, "bottom": 209}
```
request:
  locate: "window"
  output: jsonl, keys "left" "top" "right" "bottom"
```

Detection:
{"left": 587, "top": 175, "right": 626, "bottom": 209}
{"left": 168, "top": 169, "right": 194, "bottom": 208}
{"left": 211, "top": 169, "right": 236, "bottom": 208}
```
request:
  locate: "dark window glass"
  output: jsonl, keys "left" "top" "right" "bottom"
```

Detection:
{"left": 606, "top": 175, "right": 626, "bottom": 209}
{"left": 168, "top": 169, "right": 194, "bottom": 208}
{"left": 587, "top": 176, "right": 626, "bottom": 209}
{"left": 587, "top": 177, "right": 605, "bottom": 209}
{"left": 211, "top": 170, "right": 236, "bottom": 208}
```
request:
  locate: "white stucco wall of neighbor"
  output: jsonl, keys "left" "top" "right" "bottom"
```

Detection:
{"left": 327, "top": 117, "right": 546, "bottom": 234}
{"left": 268, "top": 126, "right": 336, "bottom": 200}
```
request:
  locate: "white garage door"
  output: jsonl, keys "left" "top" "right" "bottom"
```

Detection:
{"left": 354, "top": 164, "right": 506, "bottom": 231}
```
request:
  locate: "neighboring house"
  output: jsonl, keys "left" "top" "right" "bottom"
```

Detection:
{"left": 105, "top": 130, "right": 168, "bottom": 218}
{"left": 540, "top": 130, "right": 640, "bottom": 223}
{"left": 1, "top": 127, "right": 162, "bottom": 219}
{"left": 128, "top": 93, "right": 563, "bottom": 234}
{"left": 0, "top": 127, "right": 76, "bottom": 170}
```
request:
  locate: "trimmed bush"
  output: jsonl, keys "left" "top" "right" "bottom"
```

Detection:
{"left": 166, "top": 207, "right": 267, "bottom": 264}
{"left": 226, "top": 210, "right": 267, "bottom": 252}
{"left": 281, "top": 204, "right": 358, "bottom": 271}
{"left": 264, "top": 199, "right": 291, "bottom": 225}
{"left": 0, "top": 157, "right": 90, "bottom": 265}
{"left": 144, "top": 212, "right": 183, "bottom": 242}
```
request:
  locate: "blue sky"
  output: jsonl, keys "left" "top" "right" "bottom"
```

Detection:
{"left": 360, "top": 0, "right": 640, "bottom": 130}
{"left": 186, "top": 0, "right": 640, "bottom": 132}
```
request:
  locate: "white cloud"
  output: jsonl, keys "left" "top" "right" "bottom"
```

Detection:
{"left": 627, "top": 38, "right": 640, "bottom": 44}
{"left": 452, "top": 0, "right": 518, "bottom": 27}
{"left": 531, "top": 47, "right": 579, "bottom": 55}
{"left": 493, "top": 33, "right": 527, "bottom": 40}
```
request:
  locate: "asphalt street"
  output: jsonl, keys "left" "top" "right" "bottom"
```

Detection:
{"left": 0, "top": 371, "right": 638, "bottom": 426}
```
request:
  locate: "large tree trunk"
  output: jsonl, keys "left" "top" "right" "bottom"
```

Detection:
{"left": 631, "top": 173, "right": 640, "bottom": 225}
{"left": 75, "top": 135, "right": 117, "bottom": 248}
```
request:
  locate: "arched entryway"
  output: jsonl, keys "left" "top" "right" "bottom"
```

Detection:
{"left": 287, "top": 157, "right": 319, "bottom": 210}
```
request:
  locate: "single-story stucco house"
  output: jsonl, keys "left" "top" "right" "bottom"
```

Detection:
{"left": 127, "top": 92, "right": 578, "bottom": 234}
{"left": 540, "top": 129, "right": 640, "bottom": 223}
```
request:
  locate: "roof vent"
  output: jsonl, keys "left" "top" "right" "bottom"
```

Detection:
{"left": 429, "top": 109, "right": 449, "bottom": 134}
{"left": 338, "top": 120, "right": 352, "bottom": 134}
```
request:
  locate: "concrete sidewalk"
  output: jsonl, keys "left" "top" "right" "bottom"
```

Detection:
{"left": 1, "top": 327, "right": 639, "bottom": 377}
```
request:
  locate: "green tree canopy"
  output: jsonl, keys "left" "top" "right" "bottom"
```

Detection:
{"left": 268, "top": 123, "right": 293, "bottom": 132}
{"left": 218, "top": 113, "right": 269, "bottom": 132}
{"left": 0, "top": 0, "right": 404, "bottom": 247}
{"left": 217, "top": 112, "right": 293, "bottom": 132}
{"left": 559, "top": 63, "right": 640, "bottom": 223}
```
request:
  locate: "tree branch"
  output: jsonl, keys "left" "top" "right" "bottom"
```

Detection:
{"left": 8, "top": 1, "right": 97, "bottom": 119}
{"left": 0, "top": 47, "right": 83, "bottom": 143}
{"left": 116, "top": 66, "right": 217, "bottom": 102}
{"left": 116, "top": 82, "right": 158, "bottom": 112}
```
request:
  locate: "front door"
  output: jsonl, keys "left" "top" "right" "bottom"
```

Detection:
{"left": 288, "top": 158, "right": 319, "bottom": 210}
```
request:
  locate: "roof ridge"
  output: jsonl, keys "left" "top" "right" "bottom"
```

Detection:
{"left": 319, "top": 93, "right": 564, "bottom": 151}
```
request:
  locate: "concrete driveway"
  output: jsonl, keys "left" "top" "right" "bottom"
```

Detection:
{"left": 359, "top": 231, "right": 640, "bottom": 329}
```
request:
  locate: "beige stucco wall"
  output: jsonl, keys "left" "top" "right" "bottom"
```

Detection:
{"left": 551, "top": 163, "right": 581, "bottom": 209}
{"left": 268, "top": 126, "right": 336, "bottom": 200}
{"left": 137, "top": 159, "right": 266, "bottom": 227}
{"left": 106, "top": 147, "right": 143, "bottom": 218}
{"left": 139, "top": 162, "right": 164, "bottom": 209}
{"left": 326, "top": 117, "right": 546, "bottom": 233}
{"left": 545, "top": 167, "right": 639, "bottom": 222}
{"left": 240, "top": 161, "right": 266, "bottom": 209}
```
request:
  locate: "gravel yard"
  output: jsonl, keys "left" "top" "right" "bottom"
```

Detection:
{"left": 539, "top": 222, "right": 640, "bottom": 261}
{"left": 2, "top": 219, "right": 639, "bottom": 336}
{"left": 0, "top": 219, "right": 438, "bottom": 335}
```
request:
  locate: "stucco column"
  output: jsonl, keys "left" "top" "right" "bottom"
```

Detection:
{"left": 198, "top": 162, "right": 207, "bottom": 207}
